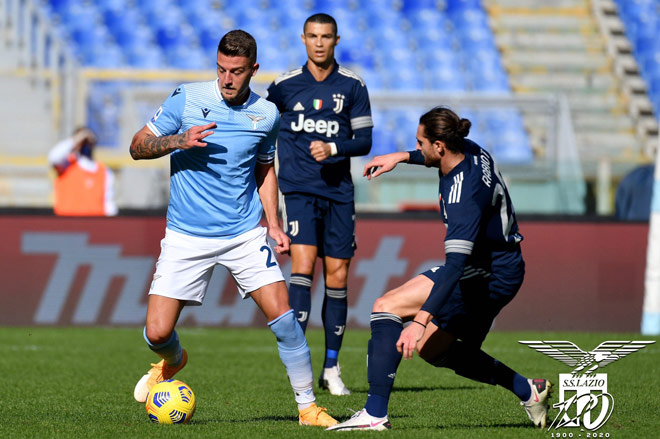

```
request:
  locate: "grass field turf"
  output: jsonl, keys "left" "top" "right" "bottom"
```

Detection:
{"left": 1, "top": 327, "right": 658, "bottom": 438}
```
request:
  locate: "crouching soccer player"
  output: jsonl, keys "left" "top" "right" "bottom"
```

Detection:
{"left": 129, "top": 30, "right": 336, "bottom": 427}
{"left": 328, "top": 107, "right": 551, "bottom": 431}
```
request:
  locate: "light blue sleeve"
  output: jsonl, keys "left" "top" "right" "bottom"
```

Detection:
{"left": 146, "top": 85, "right": 186, "bottom": 137}
{"left": 257, "top": 111, "right": 280, "bottom": 164}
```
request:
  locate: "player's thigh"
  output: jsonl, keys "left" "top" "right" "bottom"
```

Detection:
{"left": 282, "top": 193, "right": 321, "bottom": 247}
{"left": 323, "top": 199, "right": 356, "bottom": 259}
{"left": 417, "top": 324, "right": 457, "bottom": 361}
{"left": 436, "top": 276, "right": 520, "bottom": 348}
{"left": 290, "top": 243, "right": 318, "bottom": 275}
{"left": 219, "top": 226, "right": 285, "bottom": 298}
{"left": 323, "top": 255, "right": 351, "bottom": 288}
{"left": 250, "top": 280, "right": 290, "bottom": 322}
{"left": 372, "top": 274, "right": 434, "bottom": 319}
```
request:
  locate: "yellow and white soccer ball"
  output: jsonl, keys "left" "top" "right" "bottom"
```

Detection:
{"left": 145, "top": 379, "right": 196, "bottom": 424}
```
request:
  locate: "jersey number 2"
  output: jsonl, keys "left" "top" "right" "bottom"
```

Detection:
{"left": 260, "top": 245, "right": 277, "bottom": 268}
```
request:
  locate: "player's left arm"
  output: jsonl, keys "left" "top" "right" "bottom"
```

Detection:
{"left": 309, "top": 81, "right": 373, "bottom": 161}
{"left": 255, "top": 162, "right": 289, "bottom": 255}
{"left": 397, "top": 192, "right": 484, "bottom": 358}
{"left": 421, "top": 197, "right": 483, "bottom": 317}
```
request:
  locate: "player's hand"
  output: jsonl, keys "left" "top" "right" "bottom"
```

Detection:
{"left": 396, "top": 321, "right": 425, "bottom": 360}
{"left": 179, "top": 122, "right": 217, "bottom": 149}
{"left": 363, "top": 152, "right": 408, "bottom": 180}
{"left": 268, "top": 224, "right": 290, "bottom": 255}
{"left": 309, "top": 141, "right": 331, "bottom": 162}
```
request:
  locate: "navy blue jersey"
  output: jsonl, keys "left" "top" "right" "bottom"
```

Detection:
{"left": 266, "top": 62, "right": 373, "bottom": 202}
{"left": 410, "top": 139, "right": 524, "bottom": 316}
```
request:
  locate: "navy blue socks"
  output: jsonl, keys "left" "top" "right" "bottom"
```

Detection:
{"left": 288, "top": 273, "right": 312, "bottom": 332}
{"left": 322, "top": 286, "right": 347, "bottom": 368}
{"left": 364, "top": 312, "right": 403, "bottom": 418}
{"left": 430, "top": 340, "right": 531, "bottom": 401}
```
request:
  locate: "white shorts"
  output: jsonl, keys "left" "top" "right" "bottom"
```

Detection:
{"left": 149, "top": 226, "right": 285, "bottom": 305}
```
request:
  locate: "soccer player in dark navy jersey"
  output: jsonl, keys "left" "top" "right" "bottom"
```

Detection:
{"left": 328, "top": 107, "right": 551, "bottom": 431}
{"left": 267, "top": 13, "right": 373, "bottom": 396}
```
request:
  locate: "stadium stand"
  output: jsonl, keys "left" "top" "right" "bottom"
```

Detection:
{"left": 486, "top": 0, "right": 657, "bottom": 180}
{"left": 613, "top": 0, "right": 660, "bottom": 137}
{"left": 40, "top": 0, "right": 534, "bottom": 165}
{"left": 0, "top": 0, "right": 657, "bottom": 211}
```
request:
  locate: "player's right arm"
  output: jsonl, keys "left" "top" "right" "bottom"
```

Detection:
{"left": 129, "top": 123, "right": 216, "bottom": 160}
{"left": 362, "top": 151, "right": 415, "bottom": 180}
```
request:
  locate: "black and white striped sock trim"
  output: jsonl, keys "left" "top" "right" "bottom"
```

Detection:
{"left": 325, "top": 287, "right": 347, "bottom": 299}
{"left": 370, "top": 312, "right": 403, "bottom": 325}
{"left": 290, "top": 275, "right": 312, "bottom": 287}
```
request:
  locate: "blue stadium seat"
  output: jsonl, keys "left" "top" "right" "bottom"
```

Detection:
{"left": 401, "top": 0, "right": 441, "bottom": 13}
{"left": 87, "top": 82, "right": 121, "bottom": 146}
{"left": 615, "top": 0, "right": 660, "bottom": 116}
{"left": 126, "top": 43, "right": 167, "bottom": 69}
{"left": 314, "top": 0, "right": 358, "bottom": 11}
{"left": 167, "top": 45, "right": 208, "bottom": 70}
{"left": 43, "top": 0, "right": 514, "bottom": 150}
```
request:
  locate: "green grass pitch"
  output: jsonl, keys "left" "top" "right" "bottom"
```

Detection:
{"left": 1, "top": 327, "right": 658, "bottom": 438}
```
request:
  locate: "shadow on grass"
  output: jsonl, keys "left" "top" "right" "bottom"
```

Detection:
{"left": 190, "top": 414, "right": 296, "bottom": 425}
{"left": 427, "top": 421, "right": 533, "bottom": 429}
{"left": 346, "top": 384, "right": 481, "bottom": 394}
{"left": 395, "top": 384, "right": 481, "bottom": 392}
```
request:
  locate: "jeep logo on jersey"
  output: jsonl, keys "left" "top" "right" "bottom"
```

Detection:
{"left": 291, "top": 114, "right": 339, "bottom": 138}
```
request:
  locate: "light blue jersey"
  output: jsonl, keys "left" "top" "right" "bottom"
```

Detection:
{"left": 147, "top": 80, "right": 280, "bottom": 238}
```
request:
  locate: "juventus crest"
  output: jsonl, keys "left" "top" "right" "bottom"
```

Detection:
{"left": 332, "top": 94, "right": 345, "bottom": 113}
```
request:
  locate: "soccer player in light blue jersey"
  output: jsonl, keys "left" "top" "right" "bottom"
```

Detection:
{"left": 129, "top": 30, "right": 337, "bottom": 427}
{"left": 267, "top": 13, "right": 373, "bottom": 396}
{"left": 328, "top": 107, "right": 550, "bottom": 431}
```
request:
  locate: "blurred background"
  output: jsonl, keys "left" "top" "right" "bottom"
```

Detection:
{"left": 3, "top": 0, "right": 660, "bottom": 333}
{"left": 2, "top": 0, "right": 659, "bottom": 215}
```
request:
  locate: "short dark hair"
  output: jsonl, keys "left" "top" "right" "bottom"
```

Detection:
{"left": 217, "top": 30, "right": 257, "bottom": 64}
{"left": 304, "top": 13, "right": 338, "bottom": 36}
{"left": 419, "top": 107, "right": 471, "bottom": 153}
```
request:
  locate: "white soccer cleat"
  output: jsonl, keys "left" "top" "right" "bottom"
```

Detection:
{"left": 326, "top": 408, "right": 391, "bottom": 431}
{"left": 133, "top": 350, "right": 188, "bottom": 403}
{"left": 319, "top": 365, "right": 351, "bottom": 396}
{"left": 521, "top": 378, "right": 552, "bottom": 428}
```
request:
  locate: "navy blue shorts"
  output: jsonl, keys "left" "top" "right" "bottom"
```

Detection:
{"left": 421, "top": 266, "right": 523, "bottom": 348}
{"left": 282, "top": 192, "right": 356, "bottom": 259}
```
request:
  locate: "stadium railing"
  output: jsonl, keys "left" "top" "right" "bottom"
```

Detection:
{"left": 76, "top": 69, "right": 586, "bottom": 214}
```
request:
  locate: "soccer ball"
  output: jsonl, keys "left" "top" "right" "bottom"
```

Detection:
{"left": 145, "top": 379, "right": 196, "bottom": 424}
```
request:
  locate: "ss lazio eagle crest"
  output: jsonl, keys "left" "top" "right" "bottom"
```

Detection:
{"left": 247, "top": 114, "right": 265, "bottom": 129}
{"left": 519, "top": 340, "right": 655, "bottom": 376}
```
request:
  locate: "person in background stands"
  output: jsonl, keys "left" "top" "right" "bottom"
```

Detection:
{"left": 48, "top": 127, "right": 118, "bottom": 216}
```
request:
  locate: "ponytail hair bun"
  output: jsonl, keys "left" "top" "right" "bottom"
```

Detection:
{"left": 456, "top": 118, "right": 471, "bottom": 138}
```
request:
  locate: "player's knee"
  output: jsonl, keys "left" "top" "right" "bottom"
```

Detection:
{"left": 372, "top": 294, "right": 395, "bottom": 313}
{"left": 325, "top": 267, "right": 348, "bottom": 287}
{"left": 293, "top": 259, "right": 315, "bottom": 276}
{"left": 145, "top": 324, "right": 173, "bottom": 345}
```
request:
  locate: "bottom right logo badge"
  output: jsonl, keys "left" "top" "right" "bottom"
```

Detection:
{"left": 519, "top": 340, "right": 655, "bottom": 432}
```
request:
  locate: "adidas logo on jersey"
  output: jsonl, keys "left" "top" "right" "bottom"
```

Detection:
{"left": 293, "top": 102, "right": 305, "bottom": 111}
{"left": 291, "top": 114, "right": 339, "bottom": 138}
